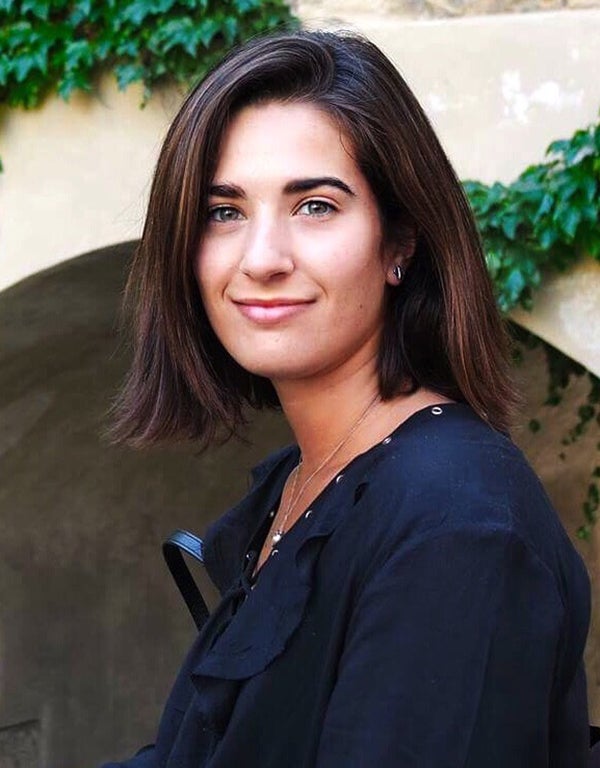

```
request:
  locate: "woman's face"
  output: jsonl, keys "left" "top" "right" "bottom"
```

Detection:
{"left": 195, "top": 101, "right": 400, "bottom": 389}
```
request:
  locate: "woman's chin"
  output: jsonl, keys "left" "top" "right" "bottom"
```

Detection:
{"left": 232, "top": 354, "right": 323, "bottom": 385}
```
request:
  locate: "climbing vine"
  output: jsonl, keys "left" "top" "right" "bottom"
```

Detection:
{"left": 464, "top": 116, "right": 600, "bottom": 313}
{"left": 0, "top": 0, "right": 296, "bottom": 109}
{"left": 465, "top": 120, "right": 600, "bottom": 538}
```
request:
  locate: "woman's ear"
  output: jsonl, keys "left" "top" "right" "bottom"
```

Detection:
{"left": 385, "top": 227, "right": 417, "bottom": 287}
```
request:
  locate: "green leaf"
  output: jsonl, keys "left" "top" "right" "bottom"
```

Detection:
{"left": 538, "top": 226, "right": 558, "bottom": 250}
{"left": 0, "top": 56, "right": 8, "bottom": 86}
{"left": 547, "top": 138, "right": 570, "bottom": 156}
{"left": 234, "top": 0, "right": 261, "bottom": 11}
{"left": 114, "top": 62, "right": 145, "bottom": 90}
{"left": 57, "top": 67, "right": 92, "bottom": 99}
{"left": 13, "top": 54, "right": 37, "bottom": 83}
{"left": 69, "top": 0, "right": 93, "bottom": 25}
{"left": 505, "top": 268, "right": 526, "bottom": 300}
{"left": 221, "top": 15, "right": 238, "bottom": 44}
{"left": 121, "top": 0, "right": 158, "bottom": 26}
{"left": 501, "top": 214, "right": 519, "bottom": 240}
{"left": 582, "top": 175, "right": 597, "bottom": 204}
{"left": 115, "top": 39, "right": 139, "bottom": 57}
{"left": 147, "top": 16, "right": 199, "bottom": 55}
{"left": 556, "top": 205, "right": 581, "bottom": 241}
{"left": 533, "top": 192, "right": 553, "bottom": 223}
{"left": 577, "top": 525, "right": 591, "bottom": 541}
{"left": 197, "top": 17, "right": 219, "bottom": 47}
{"left": 4, "top": 21, "right": 34, "bottom": 48}
{"left": 64, "top": 39, "right": 94, "bottom": 71}
{"left": 21, "top": 0, "right": 50, "bottom": 20}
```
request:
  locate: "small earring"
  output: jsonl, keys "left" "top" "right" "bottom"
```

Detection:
{"left": 392, "top": 264, "right": 403, "bottom": 283}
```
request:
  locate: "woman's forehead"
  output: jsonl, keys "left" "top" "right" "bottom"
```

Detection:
{"left": 210, "top": 101, "right": 362, "bottom": 192}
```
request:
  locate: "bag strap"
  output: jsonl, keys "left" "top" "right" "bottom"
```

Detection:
{"left": 162, "top": 529, "right": 210, "bottom": 631}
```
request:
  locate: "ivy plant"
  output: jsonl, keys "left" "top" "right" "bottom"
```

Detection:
{"left": 465, "top": 121, "right": 600, "bottom": 539}
{"left": 464, "top": 116, "right": 600, "bottom": 313}
{"left": 0, "top": 0, "right": 296, "bottom": 109}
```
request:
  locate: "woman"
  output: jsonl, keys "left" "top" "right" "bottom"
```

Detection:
{"left": 106, "top": 30, "right": 590, "bottom": 767}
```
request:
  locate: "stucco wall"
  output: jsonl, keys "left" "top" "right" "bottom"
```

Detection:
{"left": 1, "top": 9, "right": 599, "bottom": 295}
{"left": 296, "top": 0, "right": 599, "bottom": 18}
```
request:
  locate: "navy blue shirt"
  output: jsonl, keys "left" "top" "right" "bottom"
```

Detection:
{"left": 104, "top": 404, "right": 590, "bottom": 767}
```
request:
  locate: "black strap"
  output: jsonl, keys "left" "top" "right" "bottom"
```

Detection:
{"left": 162, "top": 529, "right": 210, "bottom": 631}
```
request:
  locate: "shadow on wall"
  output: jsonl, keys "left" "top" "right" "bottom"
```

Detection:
{"left": 0, "top": 241, "right": 290, "bottom": 768}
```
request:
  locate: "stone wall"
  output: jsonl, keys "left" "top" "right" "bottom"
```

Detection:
{"left": 295, "top": 0, "right": 599, "bottom": 18}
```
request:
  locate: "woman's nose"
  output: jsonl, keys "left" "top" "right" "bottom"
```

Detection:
{"left": 239, "top": 215, "right": 294, "bottom": 280}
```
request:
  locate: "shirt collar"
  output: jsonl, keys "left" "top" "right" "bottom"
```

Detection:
{"left": 202, "top": 445, "right": 299, "bottom": 593}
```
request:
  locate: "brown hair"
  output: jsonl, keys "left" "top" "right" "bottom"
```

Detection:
{"left": 111, "top": 29, "right": 517, "bottom": 446}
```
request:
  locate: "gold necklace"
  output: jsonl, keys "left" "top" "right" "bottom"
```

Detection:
{"left": 270, "top": 394, "right": 380, "bottom": 547}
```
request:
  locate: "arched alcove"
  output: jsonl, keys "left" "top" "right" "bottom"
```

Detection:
{"left": 0, "top": 241, "right": 290, "bottom": 766}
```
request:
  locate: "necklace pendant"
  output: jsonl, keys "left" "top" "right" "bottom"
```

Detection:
{"left": 271, "top": 530, "right": 283, "bottom": 545}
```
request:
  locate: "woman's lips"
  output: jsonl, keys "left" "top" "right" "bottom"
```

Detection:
{"left": 233, "top": 299, "right": 313, "bottom": 324}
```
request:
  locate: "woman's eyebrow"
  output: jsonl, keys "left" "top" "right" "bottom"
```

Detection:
{"left": 209, "top": 183, "right": 245, "bottom": 199}
{"left": 283, "top": 177, "right": 356, "bottom": 196}
{"left": 208, "top": 177, "right": 356, "bottom": 198}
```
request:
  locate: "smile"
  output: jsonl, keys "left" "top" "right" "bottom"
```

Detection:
{"left": 233, "top": 298, "right": 314, "bottom": 324}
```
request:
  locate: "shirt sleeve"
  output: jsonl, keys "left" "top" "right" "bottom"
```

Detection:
{"left": 315, "top": 527, "right": 567, "bottom": 768}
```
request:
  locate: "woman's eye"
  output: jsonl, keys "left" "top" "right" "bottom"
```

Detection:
{"left": 297, "top": 200, "right": 335, "bottom": 217}
{"left": 208, "top": 206, "right": 242, "bottom": 223}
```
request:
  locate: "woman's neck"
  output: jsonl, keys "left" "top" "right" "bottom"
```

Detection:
{"left": 274, "top": 365, "right": 450, "bottom": 474}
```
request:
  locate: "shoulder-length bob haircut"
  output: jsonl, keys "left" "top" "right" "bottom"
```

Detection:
{"left": 111, "top": 29, "right": 517, "bottom": 447}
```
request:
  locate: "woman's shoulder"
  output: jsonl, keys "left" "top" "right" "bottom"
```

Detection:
{"left": 356, "top": 403, "right": 578, "bottom": 575}
{"left": 367, "top": 402, "right": 532, "bottom": 504}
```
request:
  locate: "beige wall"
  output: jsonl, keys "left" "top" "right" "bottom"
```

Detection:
{"left": 296, "top": 0, "right": 599, "bottom": 18}
{"left": 0, "top": 81, "right": 184, "bottom": 291}
{"left": 1, "top": 9, "right": 599, "bottom": 371}
{"left": 512, "top": 257, "right": 600, "bottom": 379}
